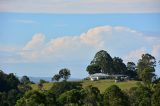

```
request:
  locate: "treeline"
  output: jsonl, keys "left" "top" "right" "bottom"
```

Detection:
{"left": 86, "top": 50, "right": 158, "bottom": 82}
{"left": 0, "top": 71, "right": 33, "bottom": 106}
{"left": 0, "top": 70, "right": 160, "bottom": 106}
{"left": 0, "top": 68, "right": 160, "bottom": 106}
{"left": 0, "top": 50, "right": 160, "bottom": 106}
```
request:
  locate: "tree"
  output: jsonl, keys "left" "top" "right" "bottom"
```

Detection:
{"left": 49, "top": 81, "right": 82, "bottom": 97}
{"left": 137, "top": 53, "right": 156, "bottom": 85}
{"left": 103, "top": 85, "right": 129, "bottom": 106}
{"left": 128, "top": 85, "right": 152, "bottom": 106}
{"left": 52, "top": 74, "right": 61, "bottom": 82}
{"left": 152, "top": 82, "right": 160, "bottom": 106}
{"left": 15, "top": 91, "right": 47, "bottom": 106}
{"left": 0, "top": 92, "right": 8, "bottom": 106}
{"left": 91, "top": 50, "right": 114, "bottom": 74}
{"left": 7, "top": 89, "right": 22, "bottom": 106}
{"left": 45, "top": 92, "right": 57, "bottom": 106}
{"left": 112, "top": 57, "right": 127, "bottom": 74}
{"left": 20, "top": 76, "right": 31, "bottom": 84}
{"left": 59, "top": 68, "right": 71, "bottom": 81}
{"left": 141, "top": 67, "right": 155, "bottom": 86}
{"left": 57, "top": 89, "right": 82, "bottom": 106}
{"left": 127, "top": 62, "right": 136, "bottom": 72}
{"left": 0, "top": 70, "right": 22, "bottom": 106}
{"left": 126, "top": 62, "right": 137, "bottom": 79}
{"left": 0, "top": 70, "right": 20, "bottom": 92}
{"left": 82, "top": 85, "right": 102, "bottom": 106}
{"left": 18, "top": 84, "right": 32, "bottom": 93}
{"left": 86, "top": 64, "right": 101, "bottom": 75}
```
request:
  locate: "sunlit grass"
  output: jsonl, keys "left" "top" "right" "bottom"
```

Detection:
{"left": 31, "top": 80, "right": 139, "bottom": 93}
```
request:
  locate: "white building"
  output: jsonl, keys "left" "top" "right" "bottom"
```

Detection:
{"left": 89, "top": 73, "right": 129, "bottom": 81}
{"left": 90, "top": 73, "right": 109, "bottom": 81}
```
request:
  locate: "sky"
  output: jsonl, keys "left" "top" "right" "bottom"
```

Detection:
{"left": 0, "top": 0, "right": 160, "bottom": 78}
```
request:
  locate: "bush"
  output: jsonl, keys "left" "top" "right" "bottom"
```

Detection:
{"left": 103, "top": 85, "right": 129, "bottom": 106}
{"left": 49, "top": 81, "right": 82, "bottom": 97}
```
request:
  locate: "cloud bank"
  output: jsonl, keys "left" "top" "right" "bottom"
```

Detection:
{"left": 1, "top": 25, "right": 159, "bottom": 64}
{"left": 0, "top": 0, "right": 160, "bottom": 13}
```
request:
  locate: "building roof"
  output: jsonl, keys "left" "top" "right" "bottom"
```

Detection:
{"left": 90, "top": 73, "right": 109, "bottom": 78}
{"left": 90, "top": 73, "right": 128, "bottom": 78}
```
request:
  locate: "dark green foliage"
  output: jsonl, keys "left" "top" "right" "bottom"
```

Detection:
{"left": 128, "top": 85, "right": 152, "bottom": 106}
{"left": 52, "top": 68, "right": 71, "bottom": 82}
{"left": 0, "top": 92, "right": 8, "bottom": 106}
{"left": 52, "top": 74, "right": 61, "bottom": 81}
{"left": 82, "top": 86, "right": 102, "bottom": 106}
{"left": 152, "top": 82, "right": 160, "bottom": 106}
{"left": 137, "top": 53, "right": 156, "bottom": 81}
{"left": 126, "top": 62, "right": 137, "bottom": 79}
{"left": 18, "top": 84, "right": 32, "bottom": 93}
{"left": 0, "top": 89, "right": 22, "bottom": 106}
{"left": 57, "top": 89, "right": 82, "bottom": 106}
{"left": 0, "top": 70, "right": 20, "bottom": 92}
{"left": 103, "top": 85, "right": 129, "bottom": 106}
{"left": 16, "top": 90, "right": 46, "bottom": 106}
{"left": 112, "top": 57, "right": 127, "bottom": 74}
{"left": 91, "top": 50, "right": 114, "bottom": 74}
{"left": 141, "top": 67, "right": 155, "bottom": 86}
{"left": 7, "top": 89, "right": 22, "bottom": 106}
{"left": 44, "top": 92, "right": 57, "bottom": 106}
{"left": 20, "top": 76, "right": 31, "bottom": 84}
{"left": 0, "top": 70, "right": 25, "bottom": 106}
{"left": 86, "top": 64, "right": 101, "bottom": 74}
{"left": 49, "top": 81, "right": 82, "bottom": 97}
{"left": 59, "top": 68, "right": 71, "bottom": 81}
{"left": 89, "top": 50, "right": 134, "bottom": 75}
{"left": 127, "top": 62, "right": 136, "bottom": 72}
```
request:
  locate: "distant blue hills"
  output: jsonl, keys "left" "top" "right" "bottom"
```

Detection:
{"left": 28, "top": 77, "right": 82, "bottom": 83}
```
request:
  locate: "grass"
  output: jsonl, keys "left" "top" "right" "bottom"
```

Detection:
{"left": 31, "top": 82, "right": 54, "bottom": 90}
{"left": 31, "top": 80, "right": 139, "bottom": 93}
{"left": 81, "top": 80, "right": 138, "bottom": 93}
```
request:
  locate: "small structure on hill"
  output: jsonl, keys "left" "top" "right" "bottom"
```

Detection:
{"left": 89, "top": 73, "right": 129, "bottom": 81}
{"left": 90, "top": 73, "right": 109, "bottom": 81}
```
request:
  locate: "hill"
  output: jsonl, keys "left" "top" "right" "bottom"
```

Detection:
{"left": 31, "top": 79, "right": 139, "bottom": 93}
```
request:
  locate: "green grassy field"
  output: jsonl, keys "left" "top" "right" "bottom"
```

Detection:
{"left": 81, "top": 80, "right": 138, "bottom": 93}
{"left": 31, "top": 80, "right": 139, "bottom": 93}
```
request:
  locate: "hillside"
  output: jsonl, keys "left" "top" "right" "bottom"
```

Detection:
{"left": 31, "top": 79, "right": 139, "bottom": 93}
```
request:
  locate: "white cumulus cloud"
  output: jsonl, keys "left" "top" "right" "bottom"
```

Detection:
{"left": 20, "top": 33, "right": 45, "bottom": 60}
{"left": 18, "top": 25, "right": 160, "bottom": 63}
{"left": 123, "top": 48, "right": 146, "bottom": 63}
{"left": 1, "top": 25, "right": 160, "bottom": 64}
{"left": 23, "top": 33, "right": 45, "bottom": 50}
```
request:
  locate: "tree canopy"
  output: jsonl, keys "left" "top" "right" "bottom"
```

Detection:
{"left": 20, "top": 76, "right": 31, "bottom": 84}
{"left": 87, "top": 50, "right": 132, "bottom": 76}
{"left": 86, "top": 64, "right": 101, "bottom": 74}
{"left": 112, "top": 57, "right": 127, "bottom": 74}
{"left": 91, "top": 50, "right": 114, "bottom": 74}
{"left": 59, "top": 68, "right": 71, "bottom": 81}
{"left": 103, "top": 85, "right": 129, "bottom": 106}
{"left": 137, "top": 53, "right": 156, "bottom": 86}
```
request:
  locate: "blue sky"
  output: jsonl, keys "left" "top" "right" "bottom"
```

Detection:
{"left": 0, "top": 0, "right": 160, "bottom": 78}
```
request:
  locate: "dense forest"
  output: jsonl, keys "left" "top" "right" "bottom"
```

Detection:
{"left": 0, "top": 50, "right": 160, "bottom": 106}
